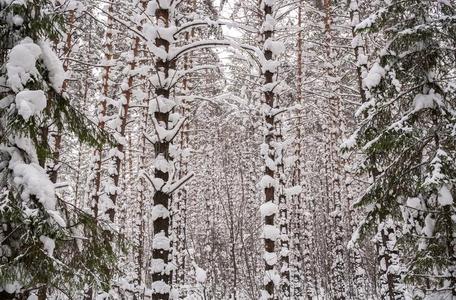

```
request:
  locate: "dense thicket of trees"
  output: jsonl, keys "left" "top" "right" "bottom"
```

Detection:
{"left": 0, "top": 0, "right": 454, "bottom": 299}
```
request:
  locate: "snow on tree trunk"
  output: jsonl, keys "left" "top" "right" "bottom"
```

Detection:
{"left": 147, "top": 2, "right": 177, "bottom": 299}
{"left": 347, "top": 1, "right": 369, "bottom": 298}
{"left": 376, "top": 219, "right": 404, "bottom": 300}
{"left": 259, "top": 0, "right": 282, "bottom": 299}
{"left": 88, "top": 2, "right": 114, "bottom": 221}
{"left": 131, "top": 0, "right": 149, "bottom": 285}
{"left": 322, "top": 0, "right": 347, "bottom": 299}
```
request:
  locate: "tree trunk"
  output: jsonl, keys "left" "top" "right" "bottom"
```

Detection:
{"left": 260, "top": 2, "right": 280, "bottom": 299}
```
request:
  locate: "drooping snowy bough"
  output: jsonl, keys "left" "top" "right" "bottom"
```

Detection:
{"left": 0, "top": 0, "right": 116, "bottom": 298}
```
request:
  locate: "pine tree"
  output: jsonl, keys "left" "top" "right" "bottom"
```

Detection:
{"left": 345, "top": 0, "right": 456, "bottom": 298}
{"left": 0, "top": 0, "right": 116, "bottom": 298}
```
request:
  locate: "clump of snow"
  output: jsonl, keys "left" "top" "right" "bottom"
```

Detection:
{"left": 261, "top": 15, "right": 276, "bottom": 32}
{"left": 47, "top": 210, "right": 67, "bottom": 227}
{"left": 425, "top": 150, "right": 447, "bottom": 186}
{"left": 12, "top": 15, "right": 24, "bottom": 26}
{"left": 260, "top": 143, "right": 269, "bottom": 156}
{"left": 355, "top": 8, "right": 385, "bottom": 31}
{"left": 438, "top": 185, "right": 453, "bottom": 206}
{"left": 357, "top": 54, "right": 368, "bottom": 66}
{"left": 363, "top": 62, "right": 385, "bottom": 89}
{"left": 154, "top": 154, "right": 171, "bottom": 173}
{"left": 6, "top": 38, "right": 42, "bottom": 92}
{"left": 13, "top": 137, "right": 38, "bottom": 162}
{"left": 3, "top": 281, "right": 21, "bottom": 294}
{"left": 11, "top": 162, "right": 56, "bottom": 211}
{"left": 264, "top": 39, "right": 285, "bottom": 56}
{"left": 39, "top": 41, "right": 66, "bottom": 92}
{"left": 413, "top": 90, "right": 442, "bottom": 111}
{"left": 170, "top": 289, "right": 179, "bottom": 300}
{"left": 260, "top": 201, "right": 278, "bottom": 218}
{"left": 150, "top": 258, "right": 166, "bottom": 273}
{"left": 263, "top": 225, "right": 280, "bottom": 241}
{"left": 151, "top": 280, "right": 170, "bottom": 294}
{"left": 263, "top": 0, "right": 276, "bottom": 6}
{"left": 284, "top": 186, "right": 302, "bottom": 198}
{"left": 6, "top": 38, "right": 66, "bottom": 94}
{"left": 260, "top": 290, "right": 272, "bottom": 300}
{"left": 152, "top": 231, "right": 170, "bottom": 250}
{"left": 437, "top": 0, "right": 452, "bottom": 7}
{"left": 15, "top": 90, "right": 47, "bottom": 120}
{"left": 341, "top": 131, "right": 358, "bottom": 149}
{"left": 258, "top": 175, "right": 278, "bottom": 189}
{"left": 348, "top": 222, "right": 365, "bottom": 249}
{"left": 152, "top": 204, "right": 170, "bottom": 221}
{"left": 263, "top": 251, "right": 278, "bottom": 266}
{"left": 195, "top": 267, "right": 207, "bottom": 283}
{"left": 422, "top": 215, "right": 435, "bottom": 238}
{"left": 39, "top": 235, "right": 55, "bottom": 257}
{"left": 263, "top": 269, "right": 280, "bottom": 285}
{"left": 261, "top": 60, "right": 280, "bottom": 74}
{"left": 98, "top": 194, "right": 115, "bottom": 218}
{"left": 66, "top": 0, "right": 85, "bottom": 13}
{"left": 406, "top": 197, "right": 422, "bottom": 210}
{"left": 349, "top": 0, "right": 358, "bottom": 12}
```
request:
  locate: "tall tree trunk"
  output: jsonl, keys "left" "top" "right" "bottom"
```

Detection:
{"left": 347, "top": 1, "right": 369, "bottom": 298}
{"left": 323, "top": 0, "right": 346, "bottom": 298}
{"left": 277, "top": 123, "right": 290, "bottom": 299}
{"left": 89, "top": 2, "right": 114, "bottom": 221}
{"left": 150, "top": 4, "right": 176, "bottom": 299}
{"left": 260, "top": 1, "right": 280, "bottom": 299}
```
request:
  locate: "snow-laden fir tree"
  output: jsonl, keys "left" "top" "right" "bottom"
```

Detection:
{"left": 0, "top": 0, "right": 116, "bottom": 299}
{"left": 344, "top": 0, "right": 456, "bottom": 298}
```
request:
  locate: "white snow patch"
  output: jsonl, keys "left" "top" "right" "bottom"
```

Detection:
{"left": 264, "top": 39, "right": 285, "bottom": 56}
{"left": 39, "top": 41, "right": 66, "bottom": 92}
{"left": 151, "top": 280, "right": 170, "bottom": 294}
{"left": 4, "top": 281, "right": 21, "bottom": 294}
{"left": 39, "top": 235, "right": 55, "bottom": 257}
{"left": 263, "top": 225, "right": 280, "bottom": 241}
{"left": 152, "top": 231, "right": 170, "bottom": 250}
{"left": 150, "top": 258, "right": 166, "bottom": 273}
{"left": 195, "top": 267, "right": 207, "bottom": 283}
{"left": 422, "top": 215, "right": 435, "bottom": 238}
{"left": 260, "top": 201, "right": 278, "bottom": 218}
{"left": 6, "top": 38, "right": 42, "bottom": 92}
{"left": 15, "top": 90, "right": 47, "bottom": 120}
{"left": 284, "top": 186, "right": 302, "bottom": 198}
{"left": 406, "top": 197, "right": 422, "bottom": 210}
{"left": 11, "top": 162, "right": 56, "bottom": 210}
{"left": 413, "top": 91, "right": 442, "bottom": 111}
{"left": 151, "top": 204, "right": 170, "bottom": 221}
{"left": 438, "top": 185, "right": 453, "bottom": 206}
{"left": 263, "top": 269, "right": 280, "bottom": 285}
{"left": 27, "top": 294, "right": 38, "bottom": 300}
{"left": 263, "top": 251, "right": 278, "bottom": 266}
{"left": 258, "top": 175, "right": 278, "bottom": 189}
{"left": 363, "top": 62, "right": 385, "bottom": 89}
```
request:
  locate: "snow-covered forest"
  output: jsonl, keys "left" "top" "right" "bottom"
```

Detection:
{"left": 0, "top": 0, "right": 455, "bottom": 299}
